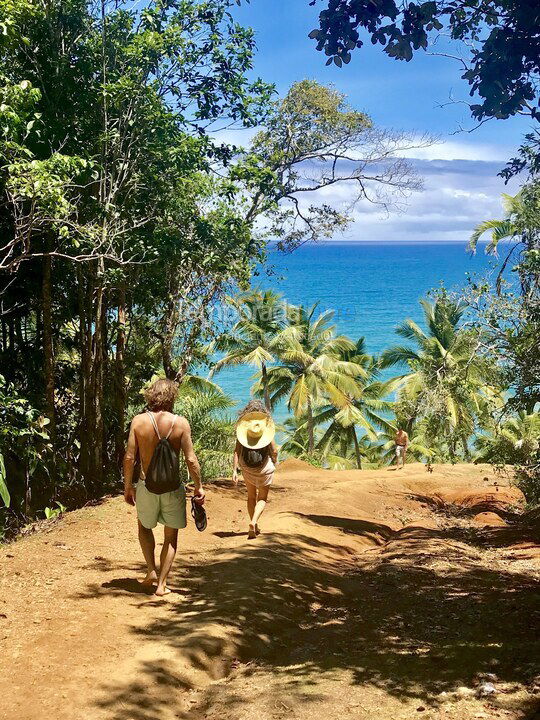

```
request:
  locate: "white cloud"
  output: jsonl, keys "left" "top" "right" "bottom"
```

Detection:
{"left": 401, "top": 139, "right": 512, "bottom": 162}
{"left": 299, "top": 155, "right": 521, "bottom": 243}
{"left": 209, "top": 127, "right": 519, "bottom": 244}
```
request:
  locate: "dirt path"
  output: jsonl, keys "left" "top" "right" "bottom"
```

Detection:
{"left": 1, "top": 461, "right": 539, "bottom": 720}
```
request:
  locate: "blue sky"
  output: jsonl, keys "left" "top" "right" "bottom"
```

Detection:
{"left": 229, "top": 1, "right": 534, "bottom": 242}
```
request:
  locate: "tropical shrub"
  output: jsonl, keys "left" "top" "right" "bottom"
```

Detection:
{"left": 475, "top": 412, "right": 540, "bottom": 504}
{"left": 176, "top": 386, "right": 236, "bottom": 483}
{"left": 0, "top": 375, "right": 51, "bottom": 538}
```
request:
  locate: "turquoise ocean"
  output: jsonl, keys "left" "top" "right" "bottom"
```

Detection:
{"left": 215, "top": 242, "right": 499, "bottom": 423}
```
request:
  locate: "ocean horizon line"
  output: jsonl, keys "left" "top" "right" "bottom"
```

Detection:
{"left": 266, "top": 239, "right": 492, "bottom": 247}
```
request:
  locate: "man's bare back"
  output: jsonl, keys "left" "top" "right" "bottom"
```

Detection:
{"left": 130, "top": 411, "right": 195, "bottom": 476}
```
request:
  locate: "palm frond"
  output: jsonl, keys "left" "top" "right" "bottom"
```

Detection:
{"left": 396, "top": 318, "right": 428, "bottom": 345}
{"left": 380, "top": 346, "right": 420, "bottom": 368}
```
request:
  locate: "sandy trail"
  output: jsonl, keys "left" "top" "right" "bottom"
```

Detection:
{"left": 1, "top": 461, "right": 539, "bottom": 720}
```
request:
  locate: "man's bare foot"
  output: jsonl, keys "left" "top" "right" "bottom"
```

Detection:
{"left": 248, "top": 524, "right": 256, "bottom": 539}
{"left": 139, "top": 571, "right": 158, "bottom": 586}
{"left": 154, "top": 585, "right": 171, "bottom": 596}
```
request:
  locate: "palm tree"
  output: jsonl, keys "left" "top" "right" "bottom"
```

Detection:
{"left": 175, "top": 384, "right": 236, "bottom": 480}
{"left": 211, "top": 289, "right": 286, "bottom": 409}
{"left": 313, "top": 339, "right": 397, "bottom": 468}
{"left": 263, "top": 304, "right": 368, "bottom": 454}
{"left": 320, "top": 427, "right": 385, "bottom": 470}
{"left": 470, "top": 190, "right": 540, "bottom": 295}
{"left": 381, "top": 296, "right": 501, "bottom": 460}
{"left": 469, "top": 192, "right": 522, "bottom": 256}
{"left": 474, "top": 411, "right": 540, "bottom": 465}
{"left": 280, "top": 414, "right": 324, "bottom": 464}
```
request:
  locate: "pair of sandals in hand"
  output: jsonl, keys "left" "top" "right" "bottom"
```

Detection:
{"left": 190, "top": 496, "right": 207, "bottom": 532}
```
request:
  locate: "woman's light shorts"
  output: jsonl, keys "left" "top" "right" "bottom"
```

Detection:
{"left": 136, "top": 480, "right": 186, "bottom": 530}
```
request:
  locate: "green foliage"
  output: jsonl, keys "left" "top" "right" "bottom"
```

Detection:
{"left": 475, "top": 412, "right": 540, "bottom": 465}
{"left": 280, "top": 416, "right": 326, "bottom": 467}
{"left": 0, "top": 374, "right": 50, "bottom": 457}
{"left": 475, "top": 412, "right": 540, "bottom": 505}
{"left": 176, "top": 385, "right": 235, "bottom": 481}
{"left": 0, "top": 454, "right": 8, "bottom": 508}
{"left": 262, "top": 303, "right": 370, "bottom": 458}
{"left": 313, "top": 339, "right": 397, "bottom": 468}
{"left": 44, "top": 501, "right": 66, "bottom": 520}
{"left": 211, "top": 289, "right": 287, "bottom": 407}
{"left": 0, "top": 0, "right": 427, "bottom": 537}
{"left": 0, "top": 0, "right": 274, "bottom": 516}
{"left": 463, "top": 162, "right": 540, "bottom": 501}
{"left": 233, "top": 79, "right": 425, "bottom": 250}
{"left": 382, "top": 293, "right": 503, "bottom": 460}
{"left": 470, "top": 186, "right": 540, "bottom": 296}
{"left": 0, "top": 375, "right": 50, "bottom": 527}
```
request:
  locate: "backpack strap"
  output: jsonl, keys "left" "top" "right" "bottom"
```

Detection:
{"left": 165, "top": 415, "right": 177, "bottom": 440}
{"left": 146, "top": 411, "right": 162, "bottom": 439}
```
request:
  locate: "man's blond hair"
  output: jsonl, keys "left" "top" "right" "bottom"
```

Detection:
{"left": 144, "top": 378, "right": 179, "bottom": 412}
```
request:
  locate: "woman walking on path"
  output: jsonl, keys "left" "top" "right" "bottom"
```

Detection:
{"left": 232, "top": 400, "right": 278, "bottom": 539}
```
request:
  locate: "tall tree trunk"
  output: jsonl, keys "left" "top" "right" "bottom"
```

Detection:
{"left": 101, "top": 289, "right": 109, "bottom": 471}
{"left": 14, "top": 319, "right": 24, "bottom": 347}
{"left": 115, "top": 283, "right": 127, "bottom": 468}
{"left": 42, "top": 250, "right": 56, "bottom": 486}
{"left": 79, "top": 268, "right": 94, "bottom": 484}
{"left": 77, "top": 268, "right": 86, "bottom": 475}
{"left": 91, "top": 257, "right": 105, "bottom": 487}
{"left": 449, "top": 437, "right": 457, "bottom": 464}
{"left": 24, "top": 463, "right": 31, "bottom": 517}
{"left": 352, "top": 426, "right": 362, "bottom": 469}
{"left": 461, "top": 435, "right": 470, "bottom": 461}
{"left": 162, "top": 290, "right": 179, "bottom": 380}
{"left": 307, "top": 398, "right": 314, "bottom": 455}
{"left": 162, "top": 334, "right": 176, "bottom": 379}
{"left": 261, "top": 362, "right": 270, "bottom": 410}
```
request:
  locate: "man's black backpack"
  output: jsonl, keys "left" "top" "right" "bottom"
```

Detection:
{"left": 143, "top": 411, "right": 181, "bottom": 494}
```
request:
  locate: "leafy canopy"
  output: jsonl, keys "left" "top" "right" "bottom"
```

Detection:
{"left": 308, "top": 0, "right": 540, "bottom": 121}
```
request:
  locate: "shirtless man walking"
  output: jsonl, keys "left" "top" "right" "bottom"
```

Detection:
{"left": 394, "top": 428, "right": 409, "bottom": 468}
{"left": 123, "top": 378, "right": 205, "bottom": 596}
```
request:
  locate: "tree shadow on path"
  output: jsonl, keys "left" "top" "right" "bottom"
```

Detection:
{"left": 93, "top": 514, "right": 540, "bottom": 720}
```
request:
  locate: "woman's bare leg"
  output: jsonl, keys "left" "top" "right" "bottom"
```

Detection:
{"left": 252, "top": 485, "right": 269, "bottom": 535}
{"left": 247, "top": 482, "right": 257, "bottom": 519}
{"left": 155, "top": 526, "right": 178, "bottom": 596}
{"left": 246, "top": 482, "right": 257, "bottom": 538}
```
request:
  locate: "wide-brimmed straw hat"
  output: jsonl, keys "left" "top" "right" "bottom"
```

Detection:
{"left": 236, "top": 411, "right": 275, "bottom": 450}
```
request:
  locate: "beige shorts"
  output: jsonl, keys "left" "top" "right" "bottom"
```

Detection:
{"left": 136, "top": 480, "right": 186, "bottom": 530}
{"left": 243, "top": 473, "right": 274, "bottom": 489}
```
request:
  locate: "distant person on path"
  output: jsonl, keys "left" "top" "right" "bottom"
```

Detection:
{"left": 395, "top": 428, "right": 409, "bottom": 468}
{"left": 123, "top": 379, "right": 205, "bottom": 596}
{"left": 232, "top": 400, "right": 278, "bottom": 539}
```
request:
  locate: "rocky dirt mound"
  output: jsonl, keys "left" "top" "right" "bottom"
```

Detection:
{"left": 0, "top": 462, "right": 538, "bottom": 720}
